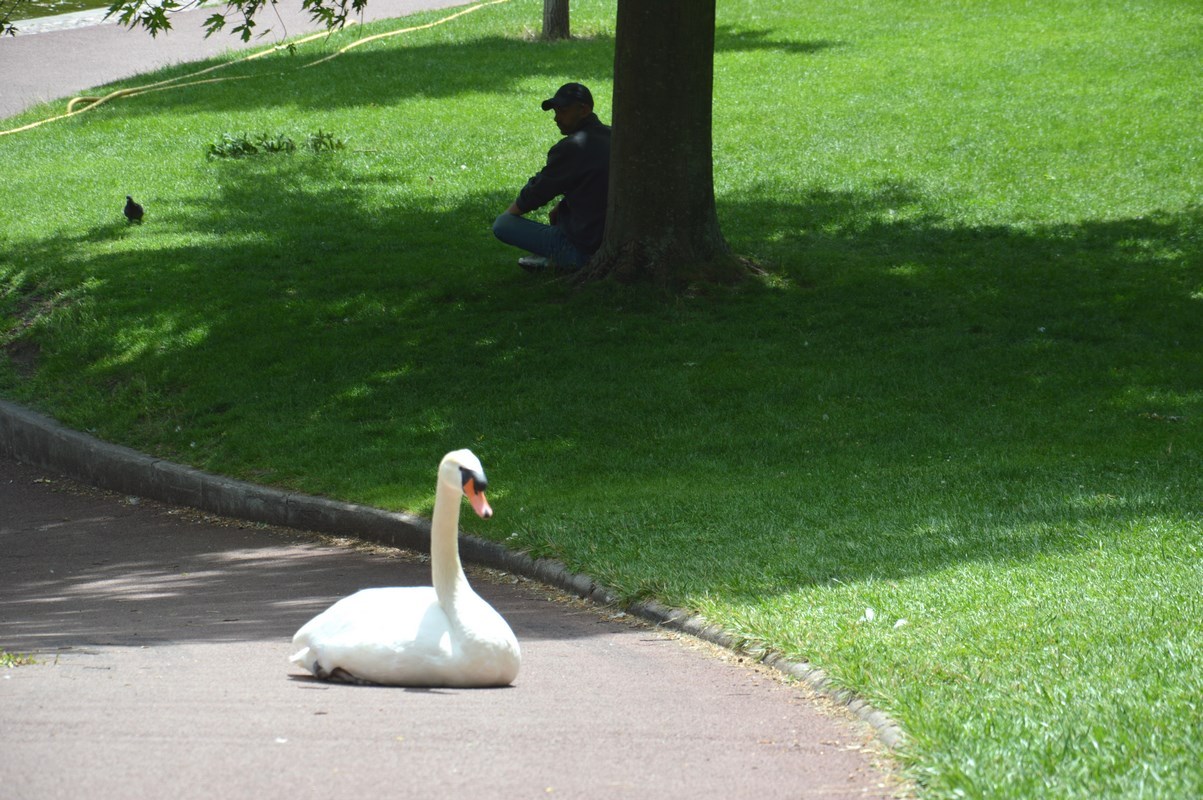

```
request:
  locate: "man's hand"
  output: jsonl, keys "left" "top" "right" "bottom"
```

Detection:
{"left": 506, "top": 202, "right": 524, "bottom": 215}
{"left": 549, "top": 202, "right": 562, "bottom": 226}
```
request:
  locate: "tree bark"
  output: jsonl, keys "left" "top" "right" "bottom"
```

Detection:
{"left": 585, "top": 0, "right": 743, "bottom": 289}
{"left": 541, "top": 0, "right": 570, "bottom": 41}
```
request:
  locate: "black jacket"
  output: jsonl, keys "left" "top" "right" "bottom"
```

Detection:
{"left": 515, "top": 114, "right": 611, "bottom": 253}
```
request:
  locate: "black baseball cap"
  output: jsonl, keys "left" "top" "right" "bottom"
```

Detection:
{"left": 541, "top": 82, "right": 594, "bottom": 111}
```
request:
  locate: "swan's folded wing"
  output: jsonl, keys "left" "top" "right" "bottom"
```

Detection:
{"left": 289, "top": 587, "right": 457, "bottom": 684}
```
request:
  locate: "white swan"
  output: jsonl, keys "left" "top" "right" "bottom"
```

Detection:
{"left": 289, "top": 449, "right": 520, "bottom": 687}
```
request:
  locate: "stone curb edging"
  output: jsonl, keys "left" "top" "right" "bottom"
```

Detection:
{"left": 0, "top": 398, "right": 902, "bottom": 749}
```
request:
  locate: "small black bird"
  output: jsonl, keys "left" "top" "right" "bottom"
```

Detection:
{"left": 124, "top": 195, "right": 144, "bottom": 224}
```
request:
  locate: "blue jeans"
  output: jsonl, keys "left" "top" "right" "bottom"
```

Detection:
{"left": 492, "top": 213, "right": 591, "bottom": 270}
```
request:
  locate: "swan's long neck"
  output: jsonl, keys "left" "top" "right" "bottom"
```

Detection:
{"left": 431, "top": 479, "right": 469, "bottom": 608}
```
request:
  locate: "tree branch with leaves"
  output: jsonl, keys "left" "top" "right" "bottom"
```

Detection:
{"left": 2, "top": 0, "right": 27, "bottom": 36}
{"left": 105, "top": 0, "right": 368, "bottom": 40}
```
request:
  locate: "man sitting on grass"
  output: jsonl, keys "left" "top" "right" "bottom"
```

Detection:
{"left": 492, "top": 83, "right": 611, "bottom": 273}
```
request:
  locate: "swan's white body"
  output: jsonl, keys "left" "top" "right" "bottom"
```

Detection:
{"left": 290, "top": 450, "right": 520, "bottom": 687}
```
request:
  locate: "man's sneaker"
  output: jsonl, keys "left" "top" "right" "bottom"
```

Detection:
{"left": 518, "top": 256, "right": 549, "bottom": 273}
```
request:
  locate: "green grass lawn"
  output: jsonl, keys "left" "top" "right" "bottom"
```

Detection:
{"left": 2, "top": 0, "right": 1201, "bottom": 797}
{"left": 10, "top": 0, "right": 110, "bottom": 20}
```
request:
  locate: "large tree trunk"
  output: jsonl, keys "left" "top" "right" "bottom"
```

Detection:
{"left": 585, "top": 0, "right": 743, "bottom": 289}
{"left": 541, "top": 0, "right": 570, "bottom": 41}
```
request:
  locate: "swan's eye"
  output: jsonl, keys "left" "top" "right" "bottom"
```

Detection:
{"left": 459, "top": 466, "right": 488, "bottom": 493}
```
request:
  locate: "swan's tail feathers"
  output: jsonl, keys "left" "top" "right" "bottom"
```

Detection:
{"left": 290, "top": 646, "right": 316, "bottom": 673}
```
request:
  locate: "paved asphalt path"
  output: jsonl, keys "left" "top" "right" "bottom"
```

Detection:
{"left": 0, "top": 457, "right": 900, "bottom": 798}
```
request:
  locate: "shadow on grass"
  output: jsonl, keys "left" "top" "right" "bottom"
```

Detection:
{"left": 716, "top": 25, "right": 843, "bottom": 56}
{"left": 2, "top": 155, "right": 1200, "bottom": 603}
{"left": 99, "top": 25, "right": 842, "bottom": 116}
{"left": 101, "top": 32, "right": 616, "bottom": 116}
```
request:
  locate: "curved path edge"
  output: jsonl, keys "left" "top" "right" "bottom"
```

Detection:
{"left": 0, "top": 397, "right": 902, "bottom": 748}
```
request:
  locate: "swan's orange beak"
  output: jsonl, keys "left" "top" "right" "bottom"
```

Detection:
{"left": 465, "top": 479, "right": 493, "bottom": 519}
